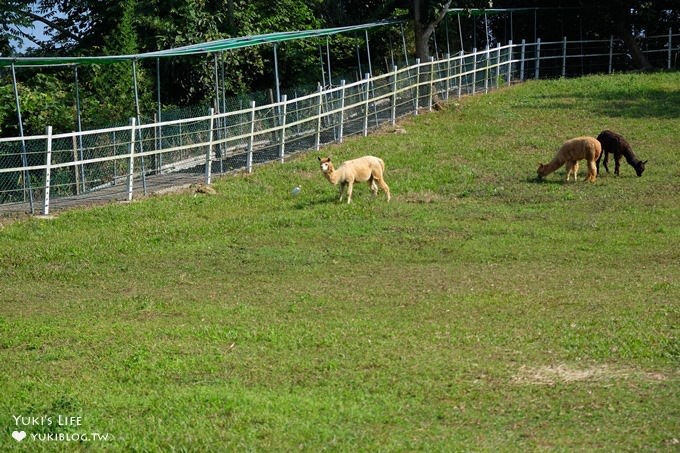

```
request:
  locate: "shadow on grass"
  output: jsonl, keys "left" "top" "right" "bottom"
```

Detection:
{"left": 522, "top": 76, "right": 680, "bottom": 119}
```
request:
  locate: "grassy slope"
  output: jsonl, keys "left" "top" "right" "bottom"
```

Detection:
{"left": 1, "top": 72, "right": 678, "bottom": 451}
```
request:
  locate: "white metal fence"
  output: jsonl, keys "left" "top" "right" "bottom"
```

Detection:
{"left": 1, "top": 33, "right": 678, "bottom": 215}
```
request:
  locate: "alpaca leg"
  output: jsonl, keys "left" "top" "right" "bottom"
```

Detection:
{"left": 566, "top": 161, "right": 577, "bottom": 181}
{"left": 587, "top": 160, "right": 598, "bottom": 182}
{"left": 377, "top": 178, "right": 391, "bottom": 201}
{"left": 368, "top": 177, "right": 378, "bottom": 196}
{"left": 603, "top": 151, "right": 610, "bottom": 173}
{"left": 614, "top": 154, "right": 621, "bottom": 176}
{"left": 338, "top": 183, "right": 345, "bottom": 202}
{"left": 573, "top": 161, "right": 579, "bottom": 181}
{"left": 346, "top": 181, "right": 354, "bottom": 204}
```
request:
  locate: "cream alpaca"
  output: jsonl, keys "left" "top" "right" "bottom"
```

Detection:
{"left": 537, "top": 136, "right": 602, "bottom": 182}
{"left": 318, "top": 155, "right": 391, "bottom": 204}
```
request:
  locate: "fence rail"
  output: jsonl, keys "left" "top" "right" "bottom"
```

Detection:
{"left": 1, "top": 33, "right": 678, "bottom": 215}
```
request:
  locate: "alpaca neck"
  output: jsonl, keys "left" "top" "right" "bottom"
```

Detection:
{"left": 622, "top": 149, "right": 640, "bottom": 166}
{"left": 543, "top": 157, "right": 564, "bottom": 173}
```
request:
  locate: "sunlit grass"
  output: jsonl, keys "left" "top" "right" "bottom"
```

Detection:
{"left": 1, "top": 72, "right": 678, "bottom": 451}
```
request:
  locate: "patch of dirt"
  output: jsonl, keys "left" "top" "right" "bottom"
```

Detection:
{"left": 511, "top": 363, "right": 673, "bottom": 385}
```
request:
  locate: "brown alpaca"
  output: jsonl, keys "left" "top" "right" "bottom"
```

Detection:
{"left": 318, "top": 156, "right": 391, "bottom": 204}
{"left": 537, "top": 136, "right": 602, "bottom": 182}
{"left": 596, "top": 130, "right": 647, "bottom": 177}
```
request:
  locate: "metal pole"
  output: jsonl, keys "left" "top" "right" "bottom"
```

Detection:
{"left": 536, "top": 38, "right": 541, "bottom": 79}
{"left": 155, "top": 58, "right": 163, "bottom": 172}
{"left": 219, "top": 53, "right": 225, "bottom": 174}
{"left": 391, "top": 66, "right": 398, "bottom": 125}
{"left": 520, "top": 39, "right": 526, "bottom": 81}
{"left": 213, "top": 53, "right": 221, "bottom": 168}
{"left": 279, "top": 95, "right": 287, "bottom": 163}
{"left": 273, "top": 44, "right": 281, "bottom": 103}
{"left": 315, "top": 84, "right": 322, "bottom": 151}
{"left": 132, "top": 59, "right": 147, "bottom": 195}
{"left": 326, "top": 36, "right": 333, "bottom": 87}
{"left": 458, "top": 13, "right": 464, "bottom": 51}
{"left": 43, "top": 126, "right": 52, "bottom": 216}
{"left": 472, "top": 49, "right": 477, "bottom": 94}
{"left": 10, "top": 63, "right": 34, "bottom": 213}
{"left": 401, "top": 23, "right": 409, "bottom": 66}
{"left": 319, "top": 45, "right": 327, "bottom": 88}
{"left": 365, "top": 29, "right": 374, "bottom": 77}
{"left": 127, "top": 117, "right": 136, "bottom": 202}
{"left": 414, "top": 58, "right": 421, "bottom": 114}
{"left": 507, "top": 40, "right": 513, "bottom": 86}
{"left": 445, "top": 14, "right": 451, "bottom": 56}
{"left": 363, "top": 73, "right": 370, "bottom": 136}
{"left": 247, "top": 101, "right": 255, "bottom": 173}
{"left": 562, "top": 36, "right": 567, "bottom": 77}
{"left": 356, "top": 45, "right": 363, "bottom": 79}
{"left": 609, "top": 35, "right": 614, "bottom": 74}
{"left": 74, "top": 66, "right": 86, "bottom": 192}
{"left": 668, "top": 28, "right": 673, "bottom": 69}
{"left": 338, "top": 80, "right": 346, "bottom": 143}
{"left": 206, "top": 108, "right": 214, "bottom": 184}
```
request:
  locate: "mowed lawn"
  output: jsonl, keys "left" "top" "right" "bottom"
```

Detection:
{"left": 1, "top": 72, "right": 678, "bottom": 451}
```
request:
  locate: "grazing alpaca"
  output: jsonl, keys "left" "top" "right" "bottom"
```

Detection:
{"left": 596, "top": 130, "right": 647, "bottom": 177}
{"left": 318, "top": 155, "right": 391, "bottom": 204}
{"left": 537, "top": 136, "right": 602, "bottom": 182}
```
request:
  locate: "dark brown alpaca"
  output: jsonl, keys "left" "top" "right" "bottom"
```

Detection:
{"left": 596, "top": 130, "right": 647, "bottom": 177}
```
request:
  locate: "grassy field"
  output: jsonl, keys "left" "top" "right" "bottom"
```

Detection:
{"left": 1, "top": 72, "right": 678, "bottom": 451}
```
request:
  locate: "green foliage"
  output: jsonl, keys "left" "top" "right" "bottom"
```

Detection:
{"left": 0, "top": 73, "right": 74, "bottom": 136}
{"left": 0, "top": 73, "right": 678, "bottom": 450}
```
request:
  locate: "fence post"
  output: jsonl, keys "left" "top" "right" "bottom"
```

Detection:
{"left": 71, "top": 134, "right": 80, "bottom": 195}
{"left": 279, "top": 95, "right": 287, "bottom": 163}
{"left": 507, "top": 40, "right": 513, "bottom": 86}
{"left": 315, "top": 84, "right": 323, "bottom": 150}
{"left": 608, "top": 35, "right": 614, "bottom": 74}
{"left": 520, "top": 39, "right": 526, "bottom": 81}
{"left": 205, "top": 108, "right": 214, "bottom": 184}
{"left": 458, "top": 51, "right": 464, "bottom": 98}
{"left": 428, "top": 56, "right": 435, "bottom": 111}
{"left": 414, "top": 58, "right": 420, "bottom": 115}
{"left": 535, "top": 38, "right": 541, "bottom": 79}
{"left": 562, "top": 36, "right": 567, "bottom": 77}
{"left": 391, "top": 66, "right": 398, "bottom": 125}
{"left": 247, "top": 101, "right": 255, "bottom": 173}
{"left": 668, "top": 27, "right": 672, "bottom": 69}
{"left": 43, "top": 126, "right": 53, "bottom": 215}
{"left": 445, "top": 53, "right": 451, "bottom": 100}
{"left": 472, "top": 49, "right": 477, "bottom": 94}
{"left": 127, "top": 117, "right": 136, "bottom": 202}
{"left": 495, "top": 43, "right": 501, "bottom": 88}
{"left": 363, "top": 73, "right": 370, "bottom": 136}
{"left": 484, "top": 46, "right": 490, "bottom": 94}
{"left": 338, "top": 80, "right": 346, "bottom": 143}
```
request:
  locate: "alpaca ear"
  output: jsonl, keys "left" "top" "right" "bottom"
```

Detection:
{"left": 317, "top": 156, "right": 321, "bottom": 161}
{"left": 642, "top": 160, "right": 648, "bottom": 164}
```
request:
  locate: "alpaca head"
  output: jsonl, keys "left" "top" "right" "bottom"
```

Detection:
{"left": 536, "top": 163, "right": 549, "bottom": 178}
{"left": 318, "top": 156, "right": 333, "bottom": 174}
{"left": 634, "top": 160, "right": 647, "bottom": 177}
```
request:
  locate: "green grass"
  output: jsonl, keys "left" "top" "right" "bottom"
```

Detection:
{"left": 1, "top": 72, "right": 678, "bottom": 451}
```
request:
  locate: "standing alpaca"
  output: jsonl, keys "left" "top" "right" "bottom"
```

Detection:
{"left": 596, "top": 130, "right": 647, "bottom": 177}
{"left": 537, "top": 136, "right": 602, "bottom": 182}
{"left": 318, "top": 156, "right": 391, "bottom": 204}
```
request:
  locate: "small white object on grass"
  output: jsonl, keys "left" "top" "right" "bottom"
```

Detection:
{"left": 291, "top": 185, "right": 302, "bottom": 196}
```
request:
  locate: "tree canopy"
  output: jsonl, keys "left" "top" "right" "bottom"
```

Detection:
{"left": 0, "top": 1, "right": 677, "bottom": 136}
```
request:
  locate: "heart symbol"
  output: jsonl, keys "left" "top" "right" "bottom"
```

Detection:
{"left": 12, "top": 431, "right": 27, "bottom": 442}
